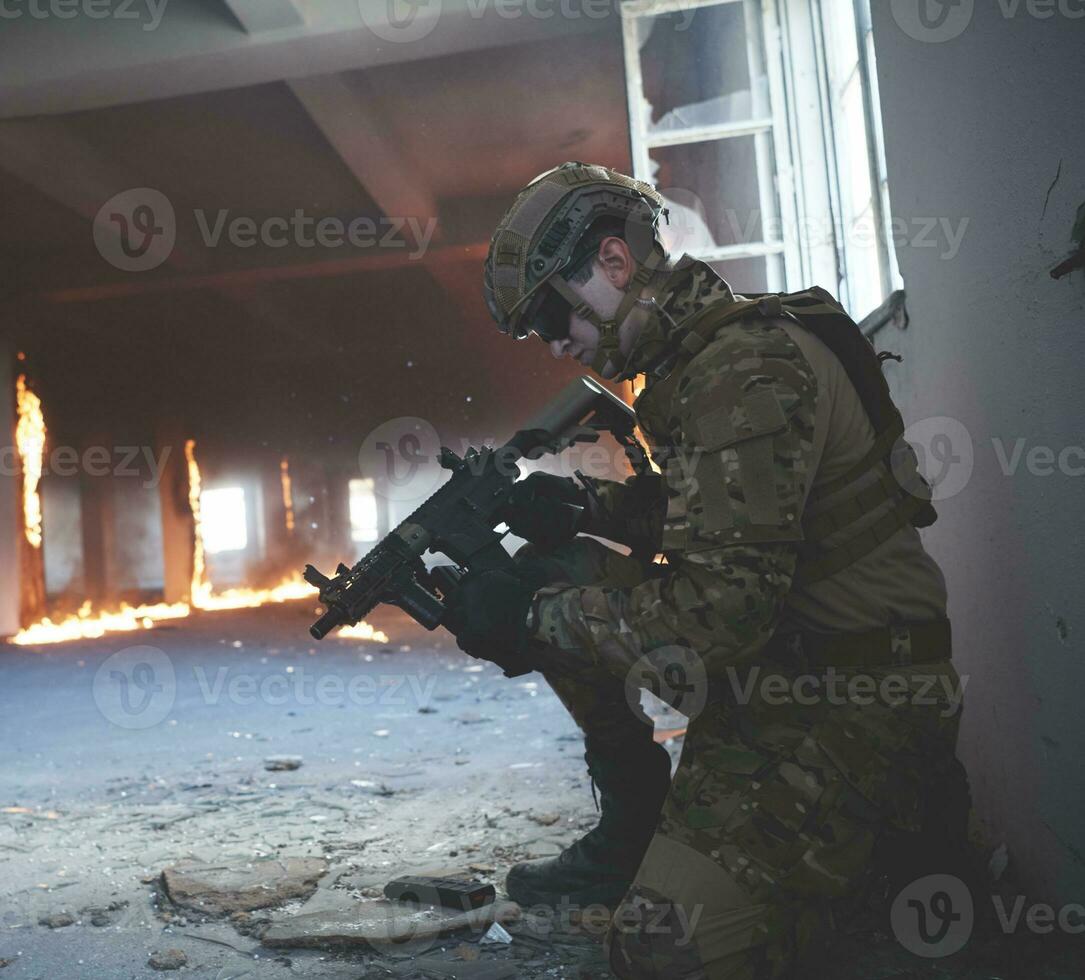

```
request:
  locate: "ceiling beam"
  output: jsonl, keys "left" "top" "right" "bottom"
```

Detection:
{"left": 0, "top": 116, "right": 336, "bottom": 353}
{"left": 0, "top": 117, "right": 203, "bottom": 273}
{"left": 222, "top": 0, "right": 441, "bottom": 251}
{"left": 31, "top": 243, "right": 490, "bottom": 305}
{"left": 288, "top": 73, "right": 440, "bottom": 236}
{"left": 0, "top": 0, "right": 611, "bottom": 119}
{"left": 222, "top": 0, "right": 305, "bottom": 33}
{"left": 428, "top": 244, "right": 489, "bottom": 326}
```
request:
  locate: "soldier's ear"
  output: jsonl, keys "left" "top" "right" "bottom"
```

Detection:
{"left": 597, "top": 237, "right": 634, "bottom": 290}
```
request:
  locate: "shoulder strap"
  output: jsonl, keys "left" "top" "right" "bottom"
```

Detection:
{"left": 661, "top": 286, "right": 939, "bottom": 585}
{"left": 745, "top": 287, "right": 901, "bottom": 436}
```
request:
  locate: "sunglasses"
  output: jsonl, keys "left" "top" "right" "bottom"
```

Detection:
{"left": 522, "top": 283, "right": 574, "bottom": 343}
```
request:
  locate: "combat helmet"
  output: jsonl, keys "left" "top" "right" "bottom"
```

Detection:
{"left": 483, "top": 162, "right": 669, "bottom": 376}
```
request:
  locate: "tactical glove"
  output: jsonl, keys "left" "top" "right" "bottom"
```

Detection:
{"left": 505, "top": 472, "right": 588, "bottom": 551}
{"left": 444, "top": 568, "right": 540, "bottom": 668}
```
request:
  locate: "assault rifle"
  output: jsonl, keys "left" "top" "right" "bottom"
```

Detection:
{"left": 303, "top": 376, "right": 646, "bottom": 677}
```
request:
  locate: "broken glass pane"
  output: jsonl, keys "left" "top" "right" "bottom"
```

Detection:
{"left": 650, "top": 136, "right": 766, "bottom": 253}
{"left": 634, "top": 3, "right": 767, "bottom": 136}
{"left": 708, "top": 256, "right": 772, "bottom": 294}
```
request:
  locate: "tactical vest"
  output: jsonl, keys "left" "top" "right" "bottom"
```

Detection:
{"left": 635, "top": 286, "right": 938, "bottom": 590}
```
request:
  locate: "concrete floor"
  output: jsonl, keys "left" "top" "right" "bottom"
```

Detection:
{"left": 0, "top": 604, "right": 1080, "bottom": 979}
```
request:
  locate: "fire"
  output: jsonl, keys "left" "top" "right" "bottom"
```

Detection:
{"left": 280, "top": 457, "right": 295, "bottom": 533}
{"left": 337, "top": 621, "right": 389, "bottom": 642}
{"left": 12, "top": 600, "right": 189, "bottom": 646}
{"left": 10, "top": 438, "right": 387, "bottom": 646}
{"left": 184, "top": 440, "right": 310, "bottom": 612}
{"left": 185, "top": 438, "right": 208, "bottom": 604}
{"left": 626, "top": 376, "right": 660, "bottom": 475}
{"left": 15, "top": 375, "right": 45, "bottom": 549}
{"left": 8, "top": 573, "right": 393, "bottom": 646}
{"left": 191, "top": 575, "right": 314, "bottom": 612}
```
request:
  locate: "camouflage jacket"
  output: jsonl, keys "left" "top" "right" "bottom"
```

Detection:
{"left": 530, "top": 260, "right": 817, "bottom": 687}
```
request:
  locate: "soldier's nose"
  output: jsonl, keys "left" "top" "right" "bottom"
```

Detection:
{"left": 550, "top": 338, "right": 571, "bottom": 359}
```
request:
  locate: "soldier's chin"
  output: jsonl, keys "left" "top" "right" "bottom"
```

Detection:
{"left": 588, "top": 355, "right": 618, "bottom": 379}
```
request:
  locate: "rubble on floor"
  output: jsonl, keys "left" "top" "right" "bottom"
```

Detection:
{"left": 161, "top": 857, "right": 328, "bottom": 915}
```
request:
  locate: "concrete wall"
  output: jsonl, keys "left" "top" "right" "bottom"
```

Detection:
{"left": 112, "top": 477, "right": 165, "bottom": 593}
{"left": 870, "top": 3, "right": 1085, "bottom": 902}
{"left": 41, "top": 476, "right": 84, "bottom": 598}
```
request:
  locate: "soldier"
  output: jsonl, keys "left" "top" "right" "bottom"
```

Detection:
{"left": 447, "top": 163, "right": 971, "bottom": 977}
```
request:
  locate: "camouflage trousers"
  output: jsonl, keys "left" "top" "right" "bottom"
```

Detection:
{"left": 514, "top": 536, "right": 658, "bottom": 747}
{"left": 515, "top": 537, "right": 968, "bottom": 980}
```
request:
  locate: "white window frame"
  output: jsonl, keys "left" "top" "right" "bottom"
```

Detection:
{"left": 620, "top": 0, "right": 798, "bottom": 292}
{"left": 797, "top": 0, "right": 903, "bottom": 314}
{"left": 621, "top": 0, "right": 902, "bottom": 320}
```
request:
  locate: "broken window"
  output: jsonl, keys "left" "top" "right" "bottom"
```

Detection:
{"left": 622, "top": 0, "right": 903, "bottom": 319}
{"left": 622, "top": 0, "right": 790, "bottom": 294}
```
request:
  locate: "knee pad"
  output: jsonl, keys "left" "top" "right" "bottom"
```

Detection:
{"left": 606, "top": 888, "right": 710, "bottom": 980}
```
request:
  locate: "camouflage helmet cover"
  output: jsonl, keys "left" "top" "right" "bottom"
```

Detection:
{"left": 483, "top": 162, "right": 667, "bottom": 340}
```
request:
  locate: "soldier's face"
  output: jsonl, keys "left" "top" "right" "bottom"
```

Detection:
{"left": 550, "top": 317, "right": 609, "bottom": 374}
{"left": 548, "top": 254, "right": 644, "bottom": 379}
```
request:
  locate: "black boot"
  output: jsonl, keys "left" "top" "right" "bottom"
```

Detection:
{"left": 505, "top": 736, "right": 672, "bottom": 909}
{"left": 869, "top": 753, "right": 976, "bottom": 928}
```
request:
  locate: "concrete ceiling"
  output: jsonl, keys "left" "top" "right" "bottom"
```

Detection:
{"left": 0, "top": 0, "right": 634, "bottom": 450}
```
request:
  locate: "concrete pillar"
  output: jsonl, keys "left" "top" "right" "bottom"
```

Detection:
{"left": 323, "top": 464, "right": 350, "bottom": 557}
{"left": 262, "top": 455, "right": 299, "bottom": 575}
{"left": 155, "top": 423, "right": 193, "bottom": 604}
{"left": 79, "top": 433, "right": 115, "bottom": 604}
{"left": 0, "top": 344, "right": 20, "bottom": 635}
